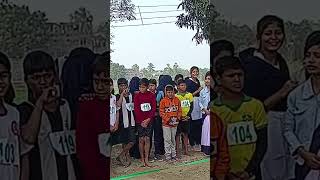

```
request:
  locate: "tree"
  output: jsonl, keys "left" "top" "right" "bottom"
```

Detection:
{"left": 132, "top": 64, "right": 139, "bottom": 72}
{"left": 176, "top": 0, "right": 218, "bottom": 44}
{"left": 110, "top": 0, "right": 136, "bottom": 46}
{"left": 110, "top": 61, "right": 126, "bottom": 80}
{"left": 0, "top": 2, "right": 49, "bottom": 57}
{"left": 69, "top": 7, "right": 93, "bottom": 34}
{"left": 111, "top": 0, "right": 136, "bottom": 22}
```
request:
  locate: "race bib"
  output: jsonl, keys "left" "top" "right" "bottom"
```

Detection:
{"left": 169, "top": 117, "right": 178, "bottom": 126}
{"left": 0, "top": 138, "right": 18, "bottom": 165}
{"left": 181, "top": 100, "right": 190, "bottom": 108}
{"left": 125, "top": 103, "right": 134, "bottom": 111}
{"left": 49, "top": 130, "right": 76, "bottom": 156}
{"left": 140, "top": 103, "right": 151, "bottom": 112}
{"left": 98, "top": 133, "right": 111, "bottom": 157}
{"left": 211, "top": 139, "right": 217, "bottom": 156}
{"left": 227, "top": 121, "right": 257, "bottom": 146}
{"left": 110, "top": 106, "right": 116, "bottom": 114}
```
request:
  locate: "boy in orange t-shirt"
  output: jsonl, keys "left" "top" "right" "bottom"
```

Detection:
{"left": 159, "top": 85, "right": 182, "bottom": 162}
{"left": 212, "top": 112, "right": 230, "bottom": 180}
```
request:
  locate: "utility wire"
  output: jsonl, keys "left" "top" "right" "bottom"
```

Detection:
{"left": 112, "top": 21, "right": 176, "bottom": 28}
{"left": 113, "top": 15, "right": 178, "bottom": 22}
{"left": 138, "top": 5, "right": 179, "bottom": 7}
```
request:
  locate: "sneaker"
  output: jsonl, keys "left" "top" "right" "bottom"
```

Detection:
{"left": 194, "top": 145, "right": 201, "bottom": 152}
{"left": 156, "top": 154, "right": 164, "bottom": 162}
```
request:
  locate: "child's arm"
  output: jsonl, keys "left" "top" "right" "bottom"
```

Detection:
{"left": 150, "top": 93, "right": 157, "bottom": 120}
{"left": 245, "top": 101, "right": 267, "bottom": 176}
{"left": 114, "top": 108, "right": 120, "bottom": 132}
{"left": 187, "top": 93, "right": 194, "bottom": 118}
{"left": 215, "top": 115, "right": 230, "bottom": 178}
{"left": 159, "top": 100, "right": 168, "bottom": 125}
{"left": 177, "top": 99, "right": 182, "bottom": 120}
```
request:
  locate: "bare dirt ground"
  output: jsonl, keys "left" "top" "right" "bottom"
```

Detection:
{"left": 111, "top": 144, "right": 210, "bottom": 180}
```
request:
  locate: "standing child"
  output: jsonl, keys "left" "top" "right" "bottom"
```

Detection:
{"left": 0, "top": 52, "right": 30, "bottom": 180}
{"left": 116, "top": 78, "right": 135, "bottom": 167}
{"left": 200, "top": 72, "right": 211, "bottom": 155}
{"left": 283, "top": 31, "right": 320, "bottom": 180}
{"left": 76, "top": 55, "right": 116, "bottom": 180}
{"left": 159, "top": 85, "right": 182, "bottom": 162}
{"left": 133, "top": 78, "right": 156, "bottom": 167}
{"left": 212, "top": 56, "right": 267, "bottom": 180}
{"left": 148, "top": 79, "right": 164, "bottom": 161}
{"left": 175, "top": 79, "right": 193, "bottom": 158}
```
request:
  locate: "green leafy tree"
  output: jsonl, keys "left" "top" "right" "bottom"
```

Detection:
{"left": 0, "top": 3, "right": 49, "bottom": 57}
{"left": 176, "top": 0, "right": 218, "bottom": 44}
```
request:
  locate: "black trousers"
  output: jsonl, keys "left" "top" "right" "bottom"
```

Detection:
{"left": 151, "top": 115, "right": 165, "bottom": 155}
{"left": 189, "top": 119, "right": 202, "bottom": 146}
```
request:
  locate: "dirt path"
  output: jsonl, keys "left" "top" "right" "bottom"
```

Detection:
{"left": 111, "top": 144, "right": 209, "bottom": 180}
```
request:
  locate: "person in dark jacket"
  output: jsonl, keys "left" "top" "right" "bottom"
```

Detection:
{"left": 239, "top": 15, "right": 298, "bottom": 180}
{"left": 60, "top": 47, "right": 96, "bottom": 128}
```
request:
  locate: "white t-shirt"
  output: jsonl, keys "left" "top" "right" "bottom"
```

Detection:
{"left": 19, "top": 100, "right": 76, "bottom": 180}
{"left": 110, "top": 95, "right": 117, "bottom": 127}
{"left": 0, "top": 103, "right": 21, "bottom": 180}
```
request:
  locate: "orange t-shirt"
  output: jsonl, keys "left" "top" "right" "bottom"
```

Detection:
{"left": 212, "top": 112, "right": 230, "bottom": 177}
{"left": 159, "top": 96, "right": 182, "bottom": 127}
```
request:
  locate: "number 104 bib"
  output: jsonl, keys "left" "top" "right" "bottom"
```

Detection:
{"left": 227, "top": 121, "right": 257, "bottom": 146}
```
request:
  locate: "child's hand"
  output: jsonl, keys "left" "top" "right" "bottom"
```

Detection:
{"left": 141, "top": 118, "right": 150, "bottom": 128}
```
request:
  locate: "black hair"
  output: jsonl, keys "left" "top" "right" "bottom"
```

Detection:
{"left": 139, "top": 78, "right": 149, "bottom": 86}
{"left": 107, "top": 77, "right": 114, "bottom": 94}
{"left": 190, "top": 66, "right": 199, "bottom": 74}
{"left": 177, "top": 79, "right": 186, "bottom": 85}
{"left": 256, "top": 15, "right": 285, "bottom": 40}
{"left": 165, "top": 85, "right": 174, "bottom": 92}
{"left": 304, "top": 31, "right": 320, "bottom": 57}
{"left": 91, "top": 54, "right": 108, "bottom": 76}
{"left": 149, "top": 79, "right": 157, "bottom": 85}
{"left": 304, "top": 31, "right": 320, "bottom": 79}
{"left": 205, "top": 71, "right": 211, "bottom": 79}
{"left": 210, "top": 40, "right": 235, "bottom": 62}
{"left": 215, "top": 56, "right": 244, "bottom": 76}
{"left": 117, "top": 78, "right": 128, "bottom": 85}
{"left": 23, "top": 51, "right": 56, "bottom": 78}
{"left": 174, "top": 74, "right": 184, "bottom": 82}
{"left": 0, "top": 52, "right": 15, "bottom": 104}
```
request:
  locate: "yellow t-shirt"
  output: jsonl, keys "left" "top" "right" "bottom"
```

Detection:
{"left": 175, "top": 92, "right": 193, "bottom": 117}
{"left": 211, "top": 95, "right": 267, "bottom": 173}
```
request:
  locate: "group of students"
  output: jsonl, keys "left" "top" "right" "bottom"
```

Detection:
{"left": 212, "top": 15, "right": 320, "bottom": 180}
{"left": 109, "top": 67, "right": 211, "bottom": 169}
{"left": 0, "top": 48, "right": 112, "bottom": 180}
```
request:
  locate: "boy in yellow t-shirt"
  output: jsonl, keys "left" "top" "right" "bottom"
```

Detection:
{"left": 212, "top": 56, "right": 267, "bottom": 180}
{"left": 175, "top": 79, "right": 193, "bottom": 157}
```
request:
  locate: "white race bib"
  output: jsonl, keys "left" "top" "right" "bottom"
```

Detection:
{"left": 0, "top": 138, "right": 18, "bottom": 165}
{"left": 169, "top": 117, "right": 179, "bottom": 126}
{"left": 125, "top": 103, "right": 134, "bottom": 111}
{"left": 212, "top": 139, "right": 217, "bottom": 156}
{"left": 227, "top": 121, "right": 257, "bottom": 146}
{"left": 98, "top": 133, "right": 111, "bottom": 157}
{"left": 181, "top": 100, "right": 190, "bottom": 108}
{"left": 49, "top": 130, "right": 76, "bottom": 156}
{"left": 140, "top": 103, "right": 151, "bottom": 112}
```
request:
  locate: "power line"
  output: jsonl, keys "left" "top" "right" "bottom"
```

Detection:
{"left": 138, "top": 5, "right": 179, "bottom": 8}
{"left": 112, "top": 21, "right": 176, "bottom": 28}
{"left": 113, "top": 15, "right": 178, "bottom": 22}
{"left": 139, "top": 10, "right": 183, "bottom": 14}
